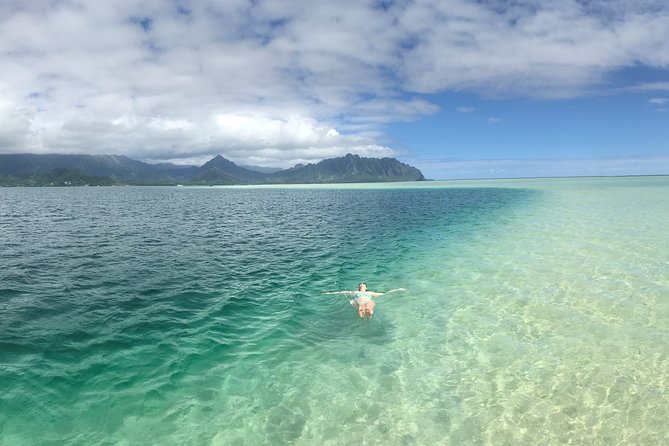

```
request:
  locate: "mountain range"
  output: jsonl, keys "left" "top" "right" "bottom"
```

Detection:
{"left": 0, "top": 153, "right": 426, "bottom": 186}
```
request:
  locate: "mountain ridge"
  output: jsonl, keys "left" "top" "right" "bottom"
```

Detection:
{"left": 0, "top": 153, "right": 426, "bottom": 186}
{"left": 267, "top": 153, "right": 425, "bottom": 183}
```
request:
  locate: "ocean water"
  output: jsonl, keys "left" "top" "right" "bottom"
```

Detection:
{"left": 1, "top": 177, "right": 668, "bottom": 445}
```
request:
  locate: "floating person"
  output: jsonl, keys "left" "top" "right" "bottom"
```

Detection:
{"left": 322, "top": 282, "right": 406, "bottom": 319}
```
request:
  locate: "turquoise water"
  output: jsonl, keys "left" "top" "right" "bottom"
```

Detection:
{"left": 1, "top": 177, "right": 668, "bottom": 445}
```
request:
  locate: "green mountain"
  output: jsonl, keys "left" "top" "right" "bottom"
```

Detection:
{"left": 239, "top": 165, "right": 282, "bottom": 174}
{"left": 191, "top": 155, "right": 266, "bottom": 184}
{"left": 0, "top": 167, "right": 119, "bottom": 187}
{"left": 0, "top": 153, "right": 426, "bottom": 185}
{"left": 0, "top": 154, "right": 195, "bottom": 184}
{"left": 266, "top": 153, "right": 426, "bottom": 183}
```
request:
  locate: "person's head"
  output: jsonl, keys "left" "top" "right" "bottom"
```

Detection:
{"left": 358, "top": 282, "right": 367, "bottom": 291}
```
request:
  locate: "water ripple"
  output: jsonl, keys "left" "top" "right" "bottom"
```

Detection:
{"left": 0, "top": 183, "right": 577, "bottom": 445}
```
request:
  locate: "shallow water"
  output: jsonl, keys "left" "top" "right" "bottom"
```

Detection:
{"left": 1, "top": 177, "right": 668, "bottom": 445}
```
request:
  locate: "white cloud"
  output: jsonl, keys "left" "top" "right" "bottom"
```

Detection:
{"left": 345, "top": 97, "right": 440, "bottom": 123}
{"left": 648, "top": 98, "right": 669, "bottom": 104}
{"left": 204, "top": 114, "right": 396, "bottom": 166}
{"left": 211, "top": 114, "right": 340, "bottom": 150}
{"left": 148, "top": 117, "right": 195, "bottom": 132}
{"left": 0, "top": 90, "right": 33, "bottom": 148}
{"left": 30, "top": 111, "right": 395, "bottom": 167}
{"left": 457, "top": 107, "right": 475, "bottom": 113}
{"left": 398, "top": 1, "right": 669, "bottom": 98}
{"left": 488, "top": 117, "right": 501, "bottom": 124}
{"left": 0, "top": 0, "right": 668, "bottom": 165}
{"left": 628, "top": 82, "right": 669, "bottom": 92}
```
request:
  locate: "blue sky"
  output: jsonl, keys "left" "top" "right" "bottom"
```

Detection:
{"left": 390, "top": 88, "right": 669, "bottom": 178}
{"left": 0, "top": 0, "right": 668, "bottom": 179}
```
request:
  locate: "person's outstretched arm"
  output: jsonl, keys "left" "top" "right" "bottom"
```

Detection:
{"left": 370, "top": 288, "right": 407, "bottom": 297}
{"left": 321, "top": 290, "right": 354, "bottom": 295}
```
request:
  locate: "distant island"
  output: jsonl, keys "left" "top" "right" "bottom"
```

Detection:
{"left": 0, "top": 153, "right": 426, "bottom": 186}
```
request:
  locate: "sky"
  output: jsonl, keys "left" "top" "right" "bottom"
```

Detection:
{"left": 1, "top": 0, "right": 668, "bottom": 179}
